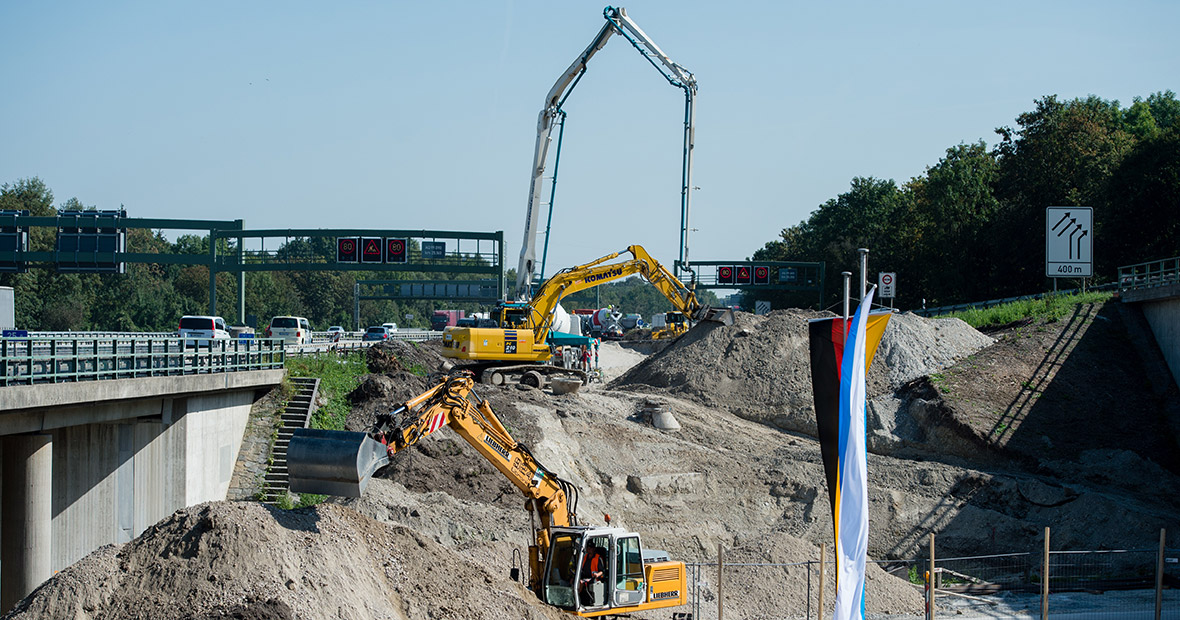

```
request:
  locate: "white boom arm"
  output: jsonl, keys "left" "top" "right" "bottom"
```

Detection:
{"left": 515, "top": 6, "right": 697, "bottom": 298}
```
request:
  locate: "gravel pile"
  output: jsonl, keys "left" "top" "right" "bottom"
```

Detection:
{"left": 609, "top": 309, "right": 991, "bottom": 436}
{"left": 5, "top": 501, "right": 567, "bottom": 620}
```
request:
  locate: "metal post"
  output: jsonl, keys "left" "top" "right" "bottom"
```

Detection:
{"left": 818, "top": 543, "right": 825, "bottom": 620}
{"left": 353, "top": 283, "right": 360, "bottom": 331}
{"left": 208, "top": 229, "right": 218, "bottom": 315}
{"left": 858, "top": 248, "right": 869, "bottom": 301}
{"left": 717, "top": 542, "right": 723, "bottom": 620}
{"left": 842, "top": 272, "right": 852, "bottom": 326}
{"left": 1156, "top": 528, "right": 1166, "bottom": 620}
{"left": 1041, "top": 526, "right": 1050, "bottom": 620}
{"left": 235, "top": 220, "right": 245, "bottom": 324}
{"left": 927, "top": 533, "right": 935, "bottom": 620}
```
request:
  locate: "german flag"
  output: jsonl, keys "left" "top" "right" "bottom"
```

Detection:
{"left": 808, "top": 289, "right": 890, "bottom": 620}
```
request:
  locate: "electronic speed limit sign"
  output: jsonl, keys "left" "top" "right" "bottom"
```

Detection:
{"left": 878, "top": 272, "right": 896, "bottom": 298}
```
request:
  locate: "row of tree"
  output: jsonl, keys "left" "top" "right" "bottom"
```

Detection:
{"left": 748, "top": 91, "right": 1180, "bottom": 311}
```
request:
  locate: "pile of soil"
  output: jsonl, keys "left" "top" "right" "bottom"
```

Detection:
{"left": 6, "top": 501, "right": 567, "bottom": 620}
{"left": 364, "top": 339, "right": 449, "bottom": 376}
{"left": 610, "top": 309, "right": 992, "bottom": 436}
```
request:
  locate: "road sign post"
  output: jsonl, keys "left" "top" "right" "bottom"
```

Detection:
{"left": 878, "top": 272, "right": 896, "bottom": 298}
{"left": 1045, "top": 207, "right": 1092, "bottom": 278}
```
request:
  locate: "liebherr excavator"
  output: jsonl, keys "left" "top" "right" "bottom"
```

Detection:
{"left": 442, "top": 244, "right": 733, "bottom": 386}
{"left": 287, "top": 375, "right": 688, "bottom": 617}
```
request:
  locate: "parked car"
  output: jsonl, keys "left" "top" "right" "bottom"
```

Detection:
{"left": 178, "top": 315, "right": 230, "bottom": 347}
{"left": 266, "top": 316, "right": 311, "bottom": 345}
{"left": 362, "top": 326, "right": 391, "bottom": 342}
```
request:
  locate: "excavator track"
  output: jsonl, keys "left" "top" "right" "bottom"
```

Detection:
{"left": 454, "top": 362, "right": 588, "bottom": 388}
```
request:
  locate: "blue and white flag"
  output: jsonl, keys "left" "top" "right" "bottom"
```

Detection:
{"left": 808, "top": 287, "right": 890, "bottom": 620}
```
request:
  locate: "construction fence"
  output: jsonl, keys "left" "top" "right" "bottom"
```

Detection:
{"left": 678, "top": 529, "right": 1178, "bottom": 620}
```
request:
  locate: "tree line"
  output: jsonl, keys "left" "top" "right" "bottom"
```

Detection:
{"left": 748, "top": 91, "right": 1180, "bottom": 311}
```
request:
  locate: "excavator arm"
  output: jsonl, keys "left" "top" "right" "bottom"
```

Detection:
{"left": 525, "top": 244, "right": 733, "bottom": 346}
{"left": 289, "top": 375, "right": 576, "bottom": 530}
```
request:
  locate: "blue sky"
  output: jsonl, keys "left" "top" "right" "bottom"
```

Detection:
{"left": 2, "top": 1, "right": 1176, "bottom": 280}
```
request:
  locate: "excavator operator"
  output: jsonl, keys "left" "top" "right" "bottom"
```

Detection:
{"left": 579, "top": 545, "right": 607, "bottom": 606}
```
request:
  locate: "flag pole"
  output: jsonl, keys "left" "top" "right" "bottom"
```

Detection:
{"left": 858, "top": 248, "right": 869, "bottom": 301}
{"left": 842, "top": 271, "right": 851, "bottom": 326}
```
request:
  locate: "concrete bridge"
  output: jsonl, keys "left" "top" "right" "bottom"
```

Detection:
{"left": 1119, "top": 257, "right": 1180, "bottom": 389}
{"left": 0, "top": 355, "right": 283, "bottom": 612}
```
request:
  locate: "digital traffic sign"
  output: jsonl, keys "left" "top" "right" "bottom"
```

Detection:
{"left": 386, "top": 238, "right": 407, "bottom": 263}
{"left": 754, "top": 266, "right": 770, "bottom": 285}
{"left": 336, "top": 237, "right": 359, "bottom": 263}
{"left": 360, "top": 237, "right": 384, "bottom": 263}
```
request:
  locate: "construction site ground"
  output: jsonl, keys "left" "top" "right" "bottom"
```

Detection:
{"left": 7, "top": 301, "right": 1179, "bottom": 620}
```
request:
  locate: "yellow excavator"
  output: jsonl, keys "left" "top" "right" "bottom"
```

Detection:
{"left": 287, "top": 374, "right": 688, "bottom": 617}
{"left": 442, "top": 244, "right": 733, "bottom": 386}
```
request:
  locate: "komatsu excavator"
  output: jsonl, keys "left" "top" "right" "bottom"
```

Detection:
{"left": 287, "top": 374, "right": 688, "bottom": 617}
{"left": 442, "top": 244, "right": 733, "bottom": 386}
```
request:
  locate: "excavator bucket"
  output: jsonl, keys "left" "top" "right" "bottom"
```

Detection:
{"left": 287, "top": 428, "right": 391, "bottom": 497}
{"left": 700, "top": 306, "right": 735, "bottom": 326}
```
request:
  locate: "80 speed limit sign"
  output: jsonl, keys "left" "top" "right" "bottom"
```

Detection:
{"left": 878, "top": 272, "right": 896, "bottom": 298}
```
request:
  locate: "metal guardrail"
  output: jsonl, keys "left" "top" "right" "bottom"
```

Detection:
{"left": 0, "top": 336, "right": 285, "bottom": 386}
{"left": 1119, "top": 256, "right": 1180, "bottom": 293}
{"left": 29, "top": 331, "right": 175, "bottom": 338}
{"left": 913, "top": 281, "right": 1119, "bottom": 318}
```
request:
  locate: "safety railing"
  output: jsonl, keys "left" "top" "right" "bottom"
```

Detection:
{"left": 0, "top": 336, "right": 285, "bottom": 386}
{"left": 1119, "top": 256, "right": 1180, "bottom": 293}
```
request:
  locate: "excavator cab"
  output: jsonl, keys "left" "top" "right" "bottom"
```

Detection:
{"left": 542, "top": 526, "right": 683, "bottom": 615}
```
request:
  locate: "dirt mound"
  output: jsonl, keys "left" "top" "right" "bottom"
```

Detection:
{"left": 347, "top": 380, "right": 555, "bottom": 508}
{"left": 6, "top": 501, "right": 567, "bottom": 620}
{"left": 365, "top": 339, "right": 449, "bottom": 376}
{"left": 609, "top": 309, "right": 991, "bottom": 436}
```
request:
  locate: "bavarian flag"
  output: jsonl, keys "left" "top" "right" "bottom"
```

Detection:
{"left": 808, "top": 287, "right": 890, "bottom": 620}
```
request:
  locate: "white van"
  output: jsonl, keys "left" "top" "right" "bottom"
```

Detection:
{"left": 267, "top": 316, "right": 311, "bottom": 345}
{"left": 178, "top": 315, "right": 230, "bottom": 347}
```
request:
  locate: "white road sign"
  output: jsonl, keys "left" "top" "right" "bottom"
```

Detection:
{"left": 878, "top": 272, "right": 896, "bottom": 298}
{"left": 1045, "top": 207, "right": 1092, "bottom": 277}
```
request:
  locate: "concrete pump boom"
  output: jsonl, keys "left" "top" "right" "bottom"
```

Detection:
{"left": 516, "top": 6, "right": 698, "bottom": 298}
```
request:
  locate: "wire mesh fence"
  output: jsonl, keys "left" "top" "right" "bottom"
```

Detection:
{"left": 680, "top": 532, "right": 1176, "bottom": 620}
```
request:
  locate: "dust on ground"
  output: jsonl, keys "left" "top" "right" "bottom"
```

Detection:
{"left": 12, "top": 303, "right": 1180, "bottom": 619}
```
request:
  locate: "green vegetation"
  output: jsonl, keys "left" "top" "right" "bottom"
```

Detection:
{"left": 939, "top": 291, "right": 1111, "bottom": 329}
{"left": 750, "top": 91, "right": 1180, "bottom": 311}
{"left": 285, "top": 351, "right": 368, "bottom": 431}
{"left": 280, "top": 351, "right": 369, "bottom": 509}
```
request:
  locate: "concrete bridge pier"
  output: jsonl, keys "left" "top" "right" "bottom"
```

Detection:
{"left": 1, "top": 434, "right": 52, "bottom": 613}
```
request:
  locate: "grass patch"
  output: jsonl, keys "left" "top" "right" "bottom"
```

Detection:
{"left": 938, "top": 291, "right": 1111, "bottom": 329}
{"left": 285, "top": 351, "right": 368, "bottom": 431}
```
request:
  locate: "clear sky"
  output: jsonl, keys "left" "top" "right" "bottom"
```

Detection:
{"left": 2, "top": 1, "right": 1176, "bottom": 281}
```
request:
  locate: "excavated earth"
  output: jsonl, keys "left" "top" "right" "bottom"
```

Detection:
{"left": 9, "top": 303, "right": 1180, "bottom": 619}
